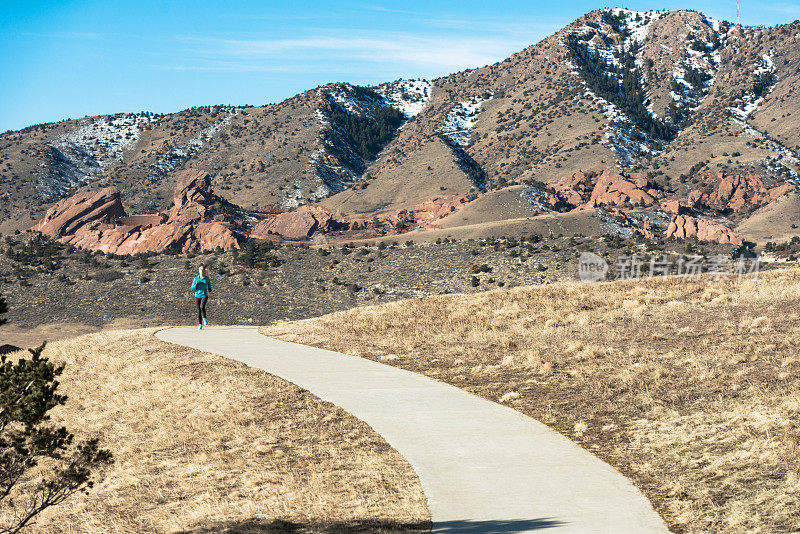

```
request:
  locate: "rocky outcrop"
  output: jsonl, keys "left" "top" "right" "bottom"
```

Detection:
{"left": 690, "top": 170, "right": 793, "bottom": 215}
{"left": 35, "top": 169, "right": 239, "bottom": 254}
{"left": 666, "top": 214, "right": 742, "bottom": 244}
{"left": 660, "top": 170, "right": 792, "bottom": 243}
{"left": 381, "top": 196, "right": 464, "bottom": 231}
{"left": 586, "top": 171, "right": 658, "bottom": 208}
{"left": 249, "top": 196, "right": 465, "bottom": 241}
{"left": 251, "top": 206, "right": 338, "bottom": 241}
{"left": 660, "top": 199, "right": 688, "bottom": 215}
{"left": 540, "top": 167, "right": 792, "bottom": 244}
{"left": 547, "top": 169, "right": 659, "bottom": 210}
{"left": 547, "top": 171, "right": 594, "bottom": 209}
{"left": 35, "top": 187, "right": 126, "bottom": 237}
{"left": 640, "top": 217, "right": 655, "bottom": 240}
{"left": 169, "top": 169, "right": 214, "bottom": 223}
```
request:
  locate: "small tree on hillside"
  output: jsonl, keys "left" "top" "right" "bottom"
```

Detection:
{"left": 0, "top": 290, "right": 112, "bottom": 533}
{"left": 0, "top": 291, "right": 7, "bottom": 327}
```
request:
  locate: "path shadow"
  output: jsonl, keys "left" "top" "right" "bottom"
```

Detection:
{"left": 178, "top": 517, "right": 564, "bottom": 533}
{"left": 177, "top": 518, "right": 429, "bottom": 533}
{"left": 433, "top": 519, "right": 564, "bottom": 532}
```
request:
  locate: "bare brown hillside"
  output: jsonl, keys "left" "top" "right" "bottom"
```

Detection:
{"left": 3, "top": 9, "right": 800, "bottom": 243}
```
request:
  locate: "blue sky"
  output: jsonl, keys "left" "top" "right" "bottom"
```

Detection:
{"left": 2, "top": 0, "right": 799, "bottom": 133}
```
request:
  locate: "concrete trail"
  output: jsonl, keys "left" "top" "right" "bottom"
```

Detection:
{"left": 156, "top": 326, "right": 669, "bottom": 534}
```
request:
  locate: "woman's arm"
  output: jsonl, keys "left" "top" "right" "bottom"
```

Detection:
{"left": 190, "top": 278, "right": 197, "bottom": 291}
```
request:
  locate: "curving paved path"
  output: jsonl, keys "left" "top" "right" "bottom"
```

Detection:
{"left": 156, "top": 326, "right": 669, "bottom": 533}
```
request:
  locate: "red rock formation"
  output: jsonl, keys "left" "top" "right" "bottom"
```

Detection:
{"left": 548, "top": 171, "right": 593, "bottom": 209}
{"left": 172, "top": 169, "right": 212, "bottom": 210}
{"left": 251, "top": 206, "right": 337, "bottom": 241}
{"left": 390, "top": 196, "right": 463, "bottom": 226}
{"left": 35, "top": 169, "right": 239, "bottom": 254}
{"left": 586, "top": 170, "right": 658, "bottom": 208}
{"left": 193, "top": 222, "right": 239, "bottom": 251}
{"left": 690, "top": 170, "right": 793, "bottom": 215}
{"left": 35, "top": 187, "right": 126, "bottom": 237}
{"left": 640, "top": 217, "right": 655, "bottom": 240}
{"left": 249, "top": 196, "right": 465, "bottom": 241}
{"left": 665, "top": 214, "right": 742, "bottom": 244}
{"left": 548, "top": 169, "right": 658, "bottom": 210}
{"left": 169, "top": 169, "right": 214, "bottom": 224}
{"left": 116, "top": 214, "right": 167, "bottom": 227}
{"left": 660, "top": 199, "right": 686, "bottom": 215}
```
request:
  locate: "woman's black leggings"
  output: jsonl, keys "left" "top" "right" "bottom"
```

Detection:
{"left": 196, "top": 296, "right": 208, "bottom": 324}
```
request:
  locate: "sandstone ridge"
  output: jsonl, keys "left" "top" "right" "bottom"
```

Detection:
{"left": 35, "top": 169, "right": 239, "bottom": 254}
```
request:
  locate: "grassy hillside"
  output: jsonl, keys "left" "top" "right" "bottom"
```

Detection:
{"left": 736, "top": 193, "right": 800, "bottom": 245}
{"left": 12, "top": 329, "right": 428, "bottom": 533}
{"left": 263, "top": 270, "right": 800, "bottom": 533}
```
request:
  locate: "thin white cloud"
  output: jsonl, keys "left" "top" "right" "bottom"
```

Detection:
{"left": 427, "top": 16, "right": 565, "bottom": 36}
{"left": 368, "top": 6, "right": 417, "bottom": 15}
{"left": 180, "top": 32, "right": 529, "bottom": 72}
{"left": 155, "top": 62, "right": 311, "bottom": 73}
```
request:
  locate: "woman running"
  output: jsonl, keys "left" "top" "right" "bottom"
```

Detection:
{"left": 189, "top": 265, "right": 212, "bottom": 330}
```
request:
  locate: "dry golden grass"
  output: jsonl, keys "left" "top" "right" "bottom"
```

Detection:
{"left": 263, "top": 270, "right": 800, "bottom": 533}
{"left": 16, "top": 329, "right": 428, "bottom": 533}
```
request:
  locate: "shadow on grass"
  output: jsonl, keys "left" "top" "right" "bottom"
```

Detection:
{"left": 179, "top": 517, "right": 564, "bottom": 533}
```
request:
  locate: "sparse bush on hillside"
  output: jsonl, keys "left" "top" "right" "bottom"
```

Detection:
{"left": 232, "top": 242, "right": 283, "bottom": 270}
{"left": 89, "top": 269, "right": 123, "bottom": 283}
{"left": 3, "top": 234, "right": 66, "bottom": 273}
{"left": 0, "top": 341, "right": 112, "bottom": 532}
{"left": 764, "top": 237, "right": 800, "bottom": 256}
{"left": 752, "top": 70, "right": 776, "bottom": 99}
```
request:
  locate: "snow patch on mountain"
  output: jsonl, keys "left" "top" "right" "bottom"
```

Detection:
{"left": 55, "top": 115, "right": 154, "bottom": 163}
{"left": 573, "top": 10, "right": 663, "bottom": 68}
{"left": 733, "top": 119, "right": 800, "bottom": 180}
{"left": 305, "top": 143, "right": 359, "bottom": 207}
{"left": 373, "top": 80, "right": 432, "bottom": 118}
{"left": 728, "top": 54, "right": 776, "bottom": 121}
{"left": 309, "top": 84, "right": 394, "bottom": 203}
{"left": 567, "top": 8, "right": 726, "bottom": 165}
{"left": 280, "top": 187, "right": 309, "bottom": 209}
{"left": 319, "top": 83, "right": 387, "bottom": 118}
{"left": 609, "top": 8, "right": 661, "bottom": 44}
{"left": 36, "top": 114, "right": 156, "bottom": 200}
{"left": 314, "top": 109, "right": 329, "bottom": 126}
{"left": 308, "top": 82, "right": 428, "bottom": 205}
{"left": 670, "top": 47, "right": 720, "bottom": 116}
{"left": 150, "top": 110, "right": 235, "bottom": 176}
{"left": 584, "top": 88, "right": 659, "bottom": 167}
{"left": 440, "top": 95, "right": 492, "bottom": 147}
{"left": 319, "top": 80, "right": 432, "bottom": 120}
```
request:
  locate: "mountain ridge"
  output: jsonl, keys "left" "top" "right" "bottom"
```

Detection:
{"left": 3, "top": 8, "right": 800, "bottom": 248}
